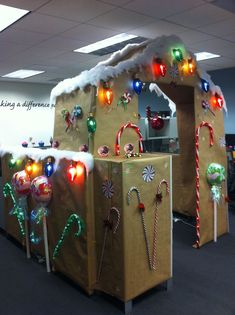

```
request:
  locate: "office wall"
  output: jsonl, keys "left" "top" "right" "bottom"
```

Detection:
{"left": 0, "top": 81, "right": 55, "bottom": 146}
{"left": 209, "top": 67, "right": 235, "bottom": 135}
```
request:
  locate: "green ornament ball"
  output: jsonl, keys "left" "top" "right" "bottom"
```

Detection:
{"left": 206, "top": 163, "right": 225, "bottom": 186}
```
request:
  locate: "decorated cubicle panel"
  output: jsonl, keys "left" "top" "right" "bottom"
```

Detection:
{"left": 94, "top": 154, "right": 172, "bottom": 302}
{"left": 48, "top": 159, "right": 96, "bottom": 295}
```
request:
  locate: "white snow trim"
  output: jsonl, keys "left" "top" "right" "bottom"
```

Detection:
{"left": 50, "top": 35, "right": 186, "bottom": 104}
{"left": 197, "top": 68, "right": 227, "bottom": 113}
{"left": 0, "top": 146, "right": 94, "bottom": 174}
{"left": 149, "top": 83, "right": 176, "bottom": 116}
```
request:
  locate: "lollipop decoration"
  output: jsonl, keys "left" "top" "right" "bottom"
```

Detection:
{"left": 97, "top": 207, "right": 120, "bottom": 281}
{"left": 115, "top": 122, "right": 143, "bottom": 156}
{"left": 31, "top": 175, "right": 52, "bottom": 272}
{"left": 53, "top": 213, "right": 85, "bottom": 259}
{"left": 195, "top": 121, "right": 214, "bottom": 248}
{"left": 142, "top": 165, "right": 155, "bottom": 183}
{"left": 206, "top": 163, "right": 225, "bottom": 242}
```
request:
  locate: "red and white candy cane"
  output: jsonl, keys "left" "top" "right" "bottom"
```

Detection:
{"left": 127, "top": 186, "right": 152, "bottom": 269}
{"left": 115, "top": 122, "right": 143, "bottom": 156}
{"left": 152, "top": 179, "right": 169, "bottom": 270}
{"left": 97, "top": 207, "right": 120, "bottom": 281}
{"left": 195, "top": 121, "right": 214, "bottom": 248}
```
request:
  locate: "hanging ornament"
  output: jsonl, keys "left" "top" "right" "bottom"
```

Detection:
{"left": 201, "top": 79, "right": 210, "bottom": 93}
{"left": 102, "top": 180, "right": 114, "bottom": 199}
{"left": 210, "top": 93, "right": 223, "bottom": 109}
{"left": 103, "top": 87, "right": 113, "bottom": 106}
{"left": 152, "top": 58, "right": 167, "bottom": 77}
{"left": 117, "top": 91, "right": 132, "bottom": 110}
{"left": 146, "top": 105, "right": 164, "bottom": 130}
{"left": 25, "top": 159, "right": 33, "bottom": 175}
{"left": 44, "top": 157, "right": 54, "bottom": 177}
{"left": 133, "top": 78, "right": 143, "bottom": 95}
{"left": 87, "top": 113, "right": 97, "bottom": 133}
{"left": 67, "top": 162, "right": 78, "bottom": 183}
{"left": 8, "top": 157, "right": 17, "bottom": 169}
{"left": 53, "top": 213, "right": 85, "bottom": 259}
{"left": 182, "top": 58, "right": 196, "bottom": 75}
{"left": 169, "top": 63, "right": 179, "bottom": 79}
{"left": 172, "top": 48, "right": 183, "bottom": 62}
{"left": 142, "top": 165, "right": 155, "bottom": 183}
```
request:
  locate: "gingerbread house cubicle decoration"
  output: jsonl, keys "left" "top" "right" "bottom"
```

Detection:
{"left": 1, "top": 34, "right": 228, "bottom": 307}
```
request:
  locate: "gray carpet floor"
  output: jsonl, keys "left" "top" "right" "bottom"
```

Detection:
{"left": 0, "top": 210, "right": 235, "bottom": 315}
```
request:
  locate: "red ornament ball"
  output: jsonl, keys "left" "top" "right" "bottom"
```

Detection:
{"left": 150, "top": 116, "right": 164, "bottom": 130}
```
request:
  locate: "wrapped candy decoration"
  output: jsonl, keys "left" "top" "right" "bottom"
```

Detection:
{"left": 206, "top": 163, "right": 225, "bottom": 187}
{"left": 12, "top": 170, "right": 31, "bottom": 196}
{"left": 31, "top": 175, "right": 52, "bottom": 206}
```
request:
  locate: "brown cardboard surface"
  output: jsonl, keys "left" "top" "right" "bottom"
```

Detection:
{"left": 94, "top": 154, "right": 172, "bottom": 301}
{"left": 53, "top": 86, "right": 96, "bottom": 151}
{"left": 48, "top": 159, "right": 96, "bottom": 295}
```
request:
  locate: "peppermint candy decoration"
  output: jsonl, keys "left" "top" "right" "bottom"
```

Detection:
{"left": 122, "top": 92, "right": 132, "bottom": 104}
{"left": 102, "top": 180, "right": 114, "bottom": 199}
{"left": 169, "top": 64, "right": 179, "bottom": 79}
{"left": 142, "top": 165, "right": 155, "bottom": 183}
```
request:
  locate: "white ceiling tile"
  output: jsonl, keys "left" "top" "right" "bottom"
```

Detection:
{"left": 124, "top": 0, "right": 204, "bottom": 19}
{"left": 197, "top": 18, "right": 235, "bottom": 37}
{"left": 35, "top": 36, "right": 87, "bottom": 51}
{"left": 0, "top": 0, "right": 50, "bottom": 11}
{"left": 88, "top": 7, "right": 155, "bottom": 32}
{"left": 45, "top": 52, "right": 96, "bottom": 66}
{"left": 166, "top": 3, "right": 235, "bottom": 28}
{"left": 60, "top": 23, "right": 119, "bottom": 43}
{"left": 179, "top": 30, "right": 215, "bottom": 46}
{"left": 98, "top": 0, "right": 132, "bottom": 5}
{"left": 0, "top": 41, "right": 28, "bottom": 61}
{"left": 14, "top": 12, "right": 78, "bottom": 35}
{"left": 224, "top": 32, "right": 235, "bottom": 43}
{"left": 37, "top": 0, "right": 115, "bottom": 22}
{"left": 0, "top": 28, "right": 52, "bottom": 45}
{"left": 189, "top": 38, "right": 235, "bottom": 57}
{"left": 127, "top": 20, "right": 188, "bottom": 38}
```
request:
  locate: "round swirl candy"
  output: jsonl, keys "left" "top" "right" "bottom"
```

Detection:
{"left": 12, "top": 170, "right": 31, "bottom": 196}
{"left": 206, "top": 163, "right": 225, "bottom": 186}
{"left": 31, "top": 175, "right": 52, "bottom": 206}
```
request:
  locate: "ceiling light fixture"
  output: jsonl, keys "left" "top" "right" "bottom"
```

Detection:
{"left": 2, "top": 69, "right": 45, "bottom": 79}
{"left": 74, "top": 33, "right": 138, "bottom": 54}
{"left": 194, "top": 52, "right": 220, "bottom": 61}
{"left": 0, "top": 4, "right": 29, "bottom": 32}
